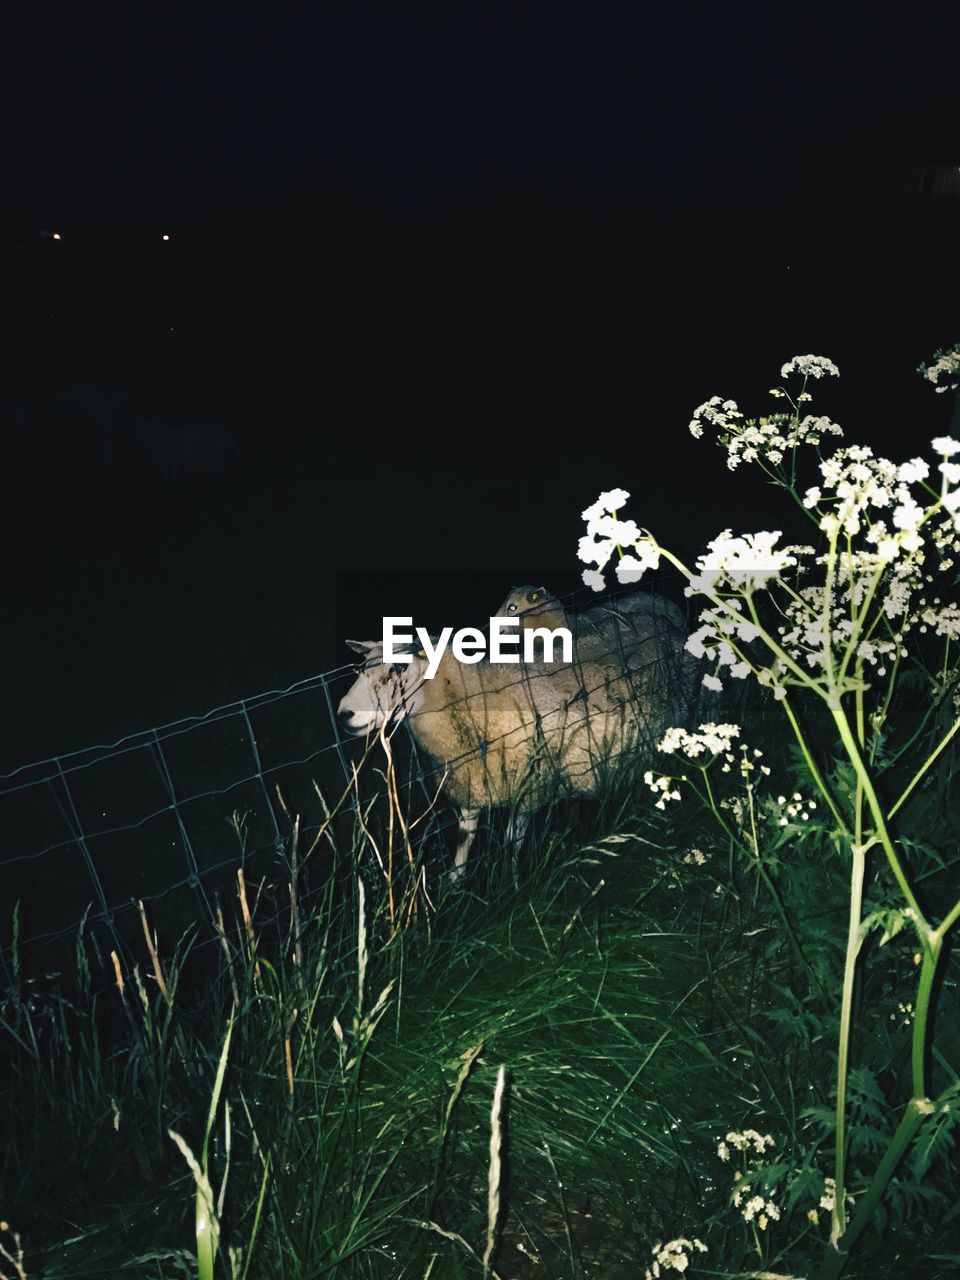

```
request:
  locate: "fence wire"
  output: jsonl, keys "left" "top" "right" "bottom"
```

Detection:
{"left": 1, "top": 579, "right": 695, "bottom": 974}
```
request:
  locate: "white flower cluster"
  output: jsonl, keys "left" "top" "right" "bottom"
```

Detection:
{"left": 580, "top": 358, "right": 960, "bottom": 699}
{"left": 577, "top": 488, "right": 660, "bottom": 591}
{"left": 683, "top": 848, "right": 709, "bottom": 865}
{"left": 644, "top": 770, "right": 683, "bottom": 810}
{"left": 685, "top": 531, "right": 797, "bottom": 596}
{"left": 894, "top": 999, "right": 914, "bottom": 1026}
{"left": 779, "top": 444, "right": 960, "bottom": 675}
{"left": 706, "top": 411, "right": 844, "bottom": 472}
{"left": 734, "top": 1187, "right": 781, "bottom": 1231}
{"left": 690, "top": 356, "right": 841, "bottom": 471}
{"left": 648, "top": 732, "right": 783, "bottom": 817}
{"left": 774, "top": 792, "right": 817, "bottom": 826}
{"left": 780, "top": 354, "right": 840, "bottom": 380}
{"left": 720, "top": 745, "right": 771, "bottom": 779}
{"left": 918, "top": 342, "right": 960, "bottom": 393}
{"left": 684, "top": 596, "right": 766, "bottom": 693}
{"left": 717, "top": 1129, "right": 776, "bottom": 1159}
{"left": 719, "top": 794, "right": 747, "bottom": 825}
{"left": 718, "top": 1131, "right": 781, "bottom": 1231}
{"left": 658, "top": 722, "right": 741, "bottom": 758}
{"left": 683, "top": 436, "right": 960, "bottom": 694}
{"left": 803, "top": 445, "right": 931, "bottom": 551}
{"left": 920, "top": 601, "right": 960, "bottom": 640}
{"left": 644, "top": 1236, "right": 707, "bottom": 1278}
{"left": 688, "top": 395, "right": 742, "bottom": 440}
{"left": 807, "top": 1174, "right": 855, "bottom": 1227}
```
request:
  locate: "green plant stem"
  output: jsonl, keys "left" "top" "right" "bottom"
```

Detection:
{"left": 887, "top": 714, "right": 960, "bottom": 820}
{"left": 912, "top": 943, "right": 940, "bottom": 1098}
{"left": 879, "top": 674, "right": 941, "bottom": 772}
{"left": 935, "top": 894, "right": 960, "bottom": 939}
{"left": 819, "top": 695, "right": 954, "bottom": 1272}
{"left": 656, "top": 543, "right": 848, "bottom": 831}
{"left": 777, "top": 692, "right": 849, "bottom": 835}
{"left": 818, "top": 1099, "right": 930, "bottom": 1280}
{"left": 830, "top": 840, "right": 866, "bottom": 1248}
{"left": 868, "top": 656, "right": 901, "bottom": 765}
{"left": 827, "top": 699, "right": 931, "bottom": 945}
{"left": 696, "top": 770, "right": 821, "bottom": 990}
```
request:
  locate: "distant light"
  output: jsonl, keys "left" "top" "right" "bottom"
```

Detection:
{"left": 52, "top": 232, "right": 61, "bottom": 240}
{"left": 162, "top": 233, "right": 170, "bottom": 241}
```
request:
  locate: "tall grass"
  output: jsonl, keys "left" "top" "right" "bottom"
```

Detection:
{"left": 2, "top": 721, "right": 958, "bottom": 1278}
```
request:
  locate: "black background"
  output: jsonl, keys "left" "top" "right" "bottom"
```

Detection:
{"left": 2, "top": 2, "right": 959, "bottom": 770}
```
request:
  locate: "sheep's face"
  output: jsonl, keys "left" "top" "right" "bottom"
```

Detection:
{"left": 495, "top": 585, "right": 567, "bottom": 631}
{"left": 337, "top": 641, "right": 426, "bottom": 736}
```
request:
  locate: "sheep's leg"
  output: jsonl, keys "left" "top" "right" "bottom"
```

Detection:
{"left": 505, "top": 812, "right": 530, "bottom": 847}
{"left": 450, "top": 808, "right": 481, "bottom": 883}
{"left": 505, "top": 812, "right": 530, "bottom": 887}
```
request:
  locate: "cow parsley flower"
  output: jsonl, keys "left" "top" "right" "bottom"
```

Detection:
{"left": 581, "top": 361, "right": 960, "bottom": 725}
{"left": 683, "top": 435, "right": 955, "bottom": 692}
{"left": 690, "top": 393, "right": 842, "bottom": 471}
{"left": 780, "top": 354, "right": 840, "bottom": 380}
{"left": 582, "top": 488, "right": 631, "bottom": 522}
{"left": 774, "top": 792, "right": 817, "bottom": 826}
{"left": 616, "top": 543, "right": 661, "bottom": 583}
{"left": 685, "top": 530, "right": 797, "bottom": 595}
{"left": 659, "top": 723, "right": 741, "bottom": 758}
{"left": 644, "top": 1237, "right": 707, "bottom": 1278}
{"left": 689, "top": 395, "right": 743, "bottom": 441}
{"left": 920, "top": 602, "right": 960, "bottom": 640}
{"left": 898, "top": 457, "right": 930, "bottom": 484}
{"left": 644, "top": 770, "right": 683, "bottom": 809}
{"left": 578, "top": 534, "right": 614, "bottom": 566}
{"left": 723, "top": 1128, "right": 776, "bottom": 1155}
{"left": 589, "top": 514, "right": 642, "bottom": 544}
{"left": 919, "top": 342, "right": 960, "bottom": 393}
{"left": 577, "top": 491, "right": 661, "bottom": 589}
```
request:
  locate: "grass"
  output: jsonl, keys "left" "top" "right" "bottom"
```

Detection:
{"left": 1, "top": 736, "right": 959, "bottom": 1279}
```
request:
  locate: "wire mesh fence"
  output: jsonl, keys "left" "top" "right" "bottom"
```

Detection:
{"left": 1, "top": 666, "right": 370, "bottom": 971}
{"left": 1, "top": 579, "right": 698, "bottom": 978}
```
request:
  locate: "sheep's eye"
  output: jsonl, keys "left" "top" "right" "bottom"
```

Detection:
{"left": 507, "top": 603, "right": 518, "bottom": 613}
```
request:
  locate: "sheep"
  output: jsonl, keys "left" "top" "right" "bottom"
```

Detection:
{"left": 494, "top": 585, "right": 569, "bottom": 634}
{"left": 338, "top": 589, "right": 695, "bottom": 881}
{"left": 495, "top": 583, "right": 693, "bottom": 683}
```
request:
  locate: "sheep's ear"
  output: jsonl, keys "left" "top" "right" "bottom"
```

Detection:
{"left": 527, "top": 587, "right": 546, "bottom": 603}
{"left": 346, "top": 639, "right": 375, "bottom": 655}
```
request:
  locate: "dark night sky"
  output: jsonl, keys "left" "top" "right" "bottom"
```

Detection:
{"left": 3, "top": 1, "right": 959, "bottom": 217}
{"left": 2, "top": 2, "right": 960, "bottom": 769}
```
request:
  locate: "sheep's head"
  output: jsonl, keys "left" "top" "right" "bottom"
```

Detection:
{"left": 337, "top": 640, "right": 427, "bottom": 735}
{"left": 495, "top": 585, "right": 567, "bottom": 631}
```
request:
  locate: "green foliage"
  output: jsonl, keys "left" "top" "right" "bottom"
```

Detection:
{"left": 911, "top": 1082, "right": 960, "bottom": 1179}
{"left": 0, "top": 755, "right": 956, "bottom": 1280}
{"left": 4, "top": 351, "right": 960, "bottom": 1278}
